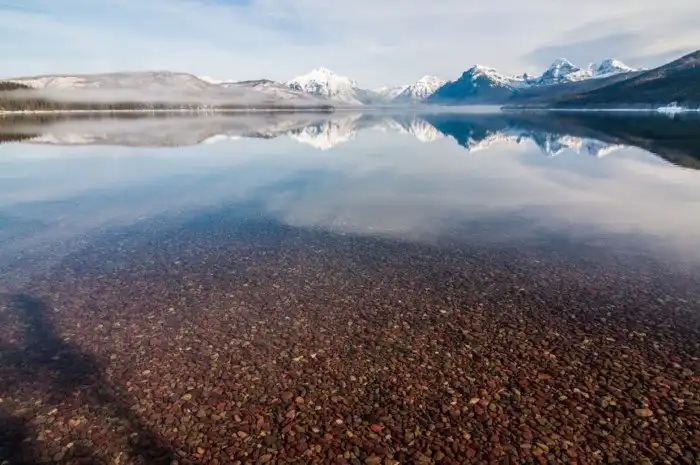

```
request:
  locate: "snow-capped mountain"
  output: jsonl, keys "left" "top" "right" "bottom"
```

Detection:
{"left": 220, "top": 79, "right": 325, "bottom": 105}
{"left": 429, "top": 57, "right": 639, "bottom": 105}
{"left": 10, "top": 71, "right": 215, "bottom": 91}
{"left": 286, "top": 67, "right": 381, "bottom": 105}
{"left": 7, "top": 71, "right": 329, "bottom": 108}
{"left": 393, "top": 76, "right": 447, "bottom": 102}
{"left": 529, "top": 58, "right": 639, "bottom": 85}
{"left": 375, "top": 85, "right": 410, "bottom": 100}
{"left": 428, "top": 65, "right": 529, "bottom": 104}
{"left": 531, "top": 58, "right": 591, "bottom": 86}
{"left": 588, "top": 59, "right": 639, "bottom": 78}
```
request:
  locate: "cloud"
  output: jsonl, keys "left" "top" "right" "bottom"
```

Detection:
{"left": 1, "top": 0, "right": 698, "bottom": 87}
{"left": 523, "top": 14, "right": 699, "bottom": 70}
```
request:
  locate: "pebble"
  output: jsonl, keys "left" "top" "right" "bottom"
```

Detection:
{"left": 2, "top": 217, "right": 699, "bottom": 465}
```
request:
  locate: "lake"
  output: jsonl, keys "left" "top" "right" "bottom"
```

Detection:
{"left": 1, "top": 111, "right": 699, "bottom": 464}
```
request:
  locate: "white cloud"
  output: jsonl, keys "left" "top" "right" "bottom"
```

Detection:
{"left": 1, "top": 0, "right": 698, "bottom": 87}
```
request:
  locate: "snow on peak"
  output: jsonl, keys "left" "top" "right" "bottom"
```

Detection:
{"left": 535, "top": 58, "right": 589, "bottom": 84}
{"left": 393, "top": 75, "right": 446, "bottom": 101}
{"left": 375, "top": 84, "right": 410, "bottom": 99}
{"left": 463, "top": 65, "right": 529, "bottom": 89}
{"left": 468, "top": 64, "right": 499, "bottom": 75}
{"left": 532, "top": 57, "right": 637, "bottom": 85}
{"left": 198, "top": 75, "right": 233, "bottom": 85}
{"left": 548, "top": 58, "right": 577, "bottom": 71}
{"left": 588, "top": 59, "right": 638, "bottom": 78}
{"left": 286, "top": 67, "right": 364, "bottom": 104}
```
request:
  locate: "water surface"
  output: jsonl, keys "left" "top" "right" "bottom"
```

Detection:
{"left": 1, "top": 112, "right": 699, "bottom": 464}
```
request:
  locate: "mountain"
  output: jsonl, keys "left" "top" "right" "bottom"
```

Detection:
{"left": 504, "top": 70, "right": 643, "bottom": 107}
{"left": 286, "top": 67, "right": 382, "bottom": 105}
{"left": 375, "top": 85, "right": 409, "bottom": 100}
{"left": 428, "top": 65, "right": 528, "bottom": 104}
{"left": 9, "top": 71, "right": 217, "bottom": 93}
{"left": 429, "top": 58, "right": 638, "bottom": 105}
{"left": 529, "top": 58, "right": 590, "bottom": 86}
{"left": 393, "top": 76, "right": 446, "bottom": 102}
{"left": 549, "top": 50, "right": 700, "bottom": 108}
{"left": 6, "top": 71, "right": 333, "bottom": 109}
{"left": 529, "top": 58, "right": 639, "bottom": 86}
{"left": 589, "top": 59, "right": 638, "bottom": 78}
{"left": 220, "top": 79, "right": 326, "bottom": 105}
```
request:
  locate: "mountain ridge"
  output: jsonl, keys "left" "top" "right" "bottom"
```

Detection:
{"left": 545, "top": 50, "right": 700, "bottom": 108}
{"left": 2, "top": 50, "right": 697, "bottom": 111}
{"left": 428, "top": 57, "right": 640, "bottom": 105}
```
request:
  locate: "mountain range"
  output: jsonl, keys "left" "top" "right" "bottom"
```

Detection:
{"left": 1, "top": 50, "right": 698, "bottom": 110}
{"left": 427, "top": 58, "right": 642, "bottom": 104}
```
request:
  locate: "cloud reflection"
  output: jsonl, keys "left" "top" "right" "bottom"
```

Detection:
{"left": 1, "top": 112, "right": 700, "bottom": 281}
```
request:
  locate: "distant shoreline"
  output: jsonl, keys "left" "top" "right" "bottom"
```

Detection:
{"left": 501, "top": 106, "right": 700, "bottom": 114}
{"left": 0, "top": 107, "right": 336, "bottom": 116}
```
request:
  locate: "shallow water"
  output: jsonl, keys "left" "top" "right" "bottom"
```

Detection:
{"left": 2, "top": 111, "right": 700, "bottom": 277}
{"left": 1, "top": 112, "right": 699, "bottom": 464}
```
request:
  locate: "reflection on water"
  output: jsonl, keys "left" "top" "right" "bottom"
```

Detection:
{"left": 1, "top": 111, "right": 700, "bottom": 282}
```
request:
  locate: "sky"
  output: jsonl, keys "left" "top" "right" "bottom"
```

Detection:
{"left": 1, "top": 0, "right": 698, "bottom": 87}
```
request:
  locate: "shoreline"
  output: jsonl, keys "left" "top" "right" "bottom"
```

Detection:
{"left": 0, "top": 107, "right": 336, "bottom": 116}
{"left": 501, "top": 106, "right": 700, "bottom": 114}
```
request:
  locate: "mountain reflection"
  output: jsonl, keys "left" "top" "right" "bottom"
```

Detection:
{"left": 1, "top": 111, "right": 700, "bottom": 168}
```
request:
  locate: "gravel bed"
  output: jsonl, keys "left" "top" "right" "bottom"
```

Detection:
{"left": 1, "top": 219, "right": 699, "bottom": 464}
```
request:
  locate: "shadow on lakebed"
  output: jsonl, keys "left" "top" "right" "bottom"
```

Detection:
{"left": 0, "top": 293, "right": 194, "bottom": 465}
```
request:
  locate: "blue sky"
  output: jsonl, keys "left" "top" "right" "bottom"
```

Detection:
{"left": 2, "top": 0, "right": 698, "bottom": 87}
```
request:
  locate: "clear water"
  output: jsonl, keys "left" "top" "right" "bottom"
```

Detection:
{"left": 1, "top": 112, "right": 700, "bottom": 464}
{"left": 2, "top": 111, "right": 700, "bottom": 279}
